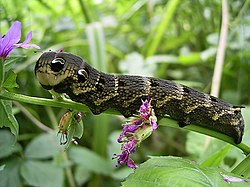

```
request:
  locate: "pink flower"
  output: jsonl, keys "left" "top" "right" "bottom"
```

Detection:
{"left": 150, "top": 117, "right": 158, "bottom": 130}
{"left": 117, "top": 119, "right": 142, "bottom": 143}
{"left": 113, "top": 140, "right": 138, "bottom": 169}
{"left": 114, "top": 98, "right": 158, "bottom": 169}
{"left": 0, "top": 21, "right": 40, "bottom": 59}
{"left": 139, "top": 99, "right": 150, "bottom": 119}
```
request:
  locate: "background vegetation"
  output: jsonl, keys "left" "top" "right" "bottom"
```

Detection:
{"left": 0, "top": 0, "right": 249, "bottom": 186}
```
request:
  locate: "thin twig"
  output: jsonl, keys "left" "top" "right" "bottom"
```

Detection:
{"left": 210, "top": 0, "right": 228, "bottom": 97}
{"left": 62, "top": 151, "right": 77, "bottom": 187}
{"left": 45, "top": 106, "right": 60, "bottom": 130}
{"left": 14, "top": 101, "right": 54, "bottom": 134}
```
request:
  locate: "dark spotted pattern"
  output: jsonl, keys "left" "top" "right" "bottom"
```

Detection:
{"left": 35, "top": 52, "right": 245, "bottom": 144}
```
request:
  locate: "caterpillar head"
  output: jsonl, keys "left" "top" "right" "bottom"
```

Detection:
{"left": 35, "top": 52, "right": 90, "bottom": 91}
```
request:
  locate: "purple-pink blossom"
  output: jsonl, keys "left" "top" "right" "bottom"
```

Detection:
{"left": 117, "top": 119, "right": 142, "bottom": 143}
{"left": 113, "top": 139, "right": 138, "bottom": 169}
{"left": 0, "top": 21, "right": 40, "bottom": 59}
{"left": 139, "top": 99, "right": 150, "bottom": 119}
{"left": 114, "top": 98, "right": 158, "bottom": 169}
{"left": 150, "top": 117, "right": 158, "bottom": 130}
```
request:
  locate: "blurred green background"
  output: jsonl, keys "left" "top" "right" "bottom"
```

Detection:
{"left": 0, "top": 0, "right": 249, "bottom": 186}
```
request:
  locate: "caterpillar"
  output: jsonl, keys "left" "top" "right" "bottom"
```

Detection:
{"left": 35, "top": 51, "right": 244, "bottom": 144}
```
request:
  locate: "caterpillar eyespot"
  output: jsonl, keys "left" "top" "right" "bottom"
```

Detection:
{"left": 77, "top": 69, "right": 89, "bottom": 82}
{"left": 51, "top": 57, "right": 65, "bottom": 72}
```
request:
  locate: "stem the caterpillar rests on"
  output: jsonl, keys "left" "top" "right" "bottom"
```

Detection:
{"left": 35, "top": 52, "right": 244, "bottom": 144}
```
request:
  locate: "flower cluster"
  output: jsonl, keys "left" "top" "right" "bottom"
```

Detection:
{"left": 114, "top": 98, "right": 158, "bottom": 169}
{"left": 0, "top": 21, "right": 40, "bottom": 60}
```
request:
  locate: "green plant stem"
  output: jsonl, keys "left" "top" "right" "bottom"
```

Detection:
{"left": 0, "top": 90, "right": 91, "bottom": 113}
{"left": 142, "top": 0, "right": 180, "bottom": 57}
{"left": 61, "top": 151, "right": 77, "bottom": 187}
{"left": 160, "top": 118, "right": 250, "bottom": 155}
{"left": 78, "top": 0, "right": 91, "bottom": 23}
{"left": 0, "top": 89, "right": 249, "bottom": 155}
{"left": 120, "top": 0, "right": 147, "bottom": 21}
{"left": 0, "top": 59, "right": 4, "bottom": 87}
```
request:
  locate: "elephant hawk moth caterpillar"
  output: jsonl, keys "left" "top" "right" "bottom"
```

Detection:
{"left": 35, "top": 52, "right": 244, "bottom": 144}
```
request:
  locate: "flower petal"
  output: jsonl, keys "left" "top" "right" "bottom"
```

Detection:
{"left": 57, "top": 49, "right": 64, "bottom": 52}
{"left": 23, "top": 31, "right": 32, "bottom": 44}
{"left": 13, "top": 31, "right": 40, "bottom": 49}
{"left": 126, "top": 157, "right": 138, "bottom": 169}
{"left": 14, "top": 43, "right": 40, "bottom": 49}
{"left": 0, "top": 21, "right": 21, "bottom": 55}
{"left": 117, "top": 152, "right": 129, "bottom": 166}
{"left": 123, "top": 140, "right": 137, "bottom": 153}
{"left": 150, "top": 118, "right": 158, "bottom": 130}
{"left": 115, "top": 140, "right": 138, "bottom": 168}
{"left": 139, "top": 99, "right": 151, "bottom": 119}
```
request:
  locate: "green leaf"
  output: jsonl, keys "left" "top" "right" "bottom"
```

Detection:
{"left": 119, "top": 0, "right": 147, "bottom": 21}
{"left": 86, "top": 22, "right": 107, "bottom": 71}
{"left": 201, "top": 145, "right": 232, "bottom": 167}
{"left": 69, "top": 146, "right": 113, "bottom": 175}
{"left": 0, "top": 158, "right": 22, "bottom": 187}
{"left": 0, "top": 100, "right": 19, "bottom": 138}
{"left": 3, "top": 57, "right": 17, "bottom": 72}
{"left": 232, "top": 154, "right": 250, "bottom": 178}
{"left": 73, "top": 119, "right": 84, "bottom": 138}
{"left": 186, "top": 131, "right": 212, "bottom": 159}
{"left": 3, "top": 70, "right": 19, "bottom": 89}
{"left": 0, "top": 130, "right": 22, "bottom": 159}
{"left": 20, "top": 160, "right": 64, "bottom": 187}
{"left": 74, "top": 165, "right": 91, "bottom": 186}
{"left": 111, "top": 167, "right": 133, "bottom": 180}
{"left": 242, "top": 107, "right": 250, "bottom": 144}
{"left": 25, "top": 133, "right": 62, "bottom": 159}
{"left": 122, "top": 156, "right": 249, "bottom": 187}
